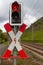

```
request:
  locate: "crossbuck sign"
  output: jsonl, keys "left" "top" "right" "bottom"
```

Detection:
{"left": 2, "top": 22, "right": 29, "bottom": 59}
{"left": 1, "top": 13, "right": 33, "bottom": 59}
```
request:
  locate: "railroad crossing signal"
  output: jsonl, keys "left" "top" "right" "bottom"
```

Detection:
{"left": 9, "top": 1, "right": 21, "bottom": 26}
{"left": 2, "top": 23, "right": 28, "bottom": 59}
{"left": 1, "top": 9, "right": 31, "bottom": 58}
{"left": 1, "top": 1, "right": 31, "bottom": 59}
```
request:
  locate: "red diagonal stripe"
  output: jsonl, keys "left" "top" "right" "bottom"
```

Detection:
{"left": 19, "top": 50, "right": 27, "bottom": 58}
{"left": 4, "top": 23, "right": 12, "bottom": 32}
{"left": 19, "top": 24, "right": 27, "bottom": 32}
{"left": 2, "top": 49, "right": 11, "bottom": 58}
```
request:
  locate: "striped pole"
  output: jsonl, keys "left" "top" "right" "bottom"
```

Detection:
{"left": 2, "top": 23, "right": 27, "bottom": 58}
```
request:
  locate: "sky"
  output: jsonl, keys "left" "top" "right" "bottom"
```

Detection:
{"left": 0, "top": 0, "right": 43, "bottom": 32}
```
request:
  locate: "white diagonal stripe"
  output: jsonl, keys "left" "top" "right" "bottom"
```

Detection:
{"left": 9, "top": 30, "right": 15, "bottom": 40}
{"left": 16, "top": 31, "right": 22, "bottom": 40}
{"left": 8, "top": 40, "right": 15, "bottom": 51}
{"left": 15, "top": 41, "right": 22, "bottom": 51}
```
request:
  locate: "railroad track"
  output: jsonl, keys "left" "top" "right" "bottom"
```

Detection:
{"left": 27, "top": 44, "right": 43, "bottom": 50}
{"left": 22, "top": 44, "right": 43, "bottom": 59}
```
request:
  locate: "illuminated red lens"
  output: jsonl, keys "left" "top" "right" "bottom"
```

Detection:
{"left": 12, "top": 2, "right": 19, "bottom": 12}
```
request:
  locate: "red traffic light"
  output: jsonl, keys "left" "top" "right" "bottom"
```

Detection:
{"left": 12, "top": 1, "right": 19, "bottom": 12}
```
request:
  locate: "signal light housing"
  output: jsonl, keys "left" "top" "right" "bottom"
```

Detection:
{"left": 9, "top": 1, "right": 21, "bottom": 26}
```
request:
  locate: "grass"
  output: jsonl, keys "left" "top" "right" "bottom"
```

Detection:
{"left": 21, "top": 29, "right": 43, "bottom": 43}
{"left": 21, "top": 17, "right": 43, "bottom": 44}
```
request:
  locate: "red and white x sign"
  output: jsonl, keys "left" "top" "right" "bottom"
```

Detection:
{"left": 1, "top": 14, "right": 32, "bottom": 59}
{"left": 2, "top": 23, "right": 28, "bottom": 59}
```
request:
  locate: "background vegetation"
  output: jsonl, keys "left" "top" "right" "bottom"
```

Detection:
{"left": 21, "top": 17, "right": 43, "bottom": 43}
{"left": 0, "top": 30, "right": 10, "bottom": 44}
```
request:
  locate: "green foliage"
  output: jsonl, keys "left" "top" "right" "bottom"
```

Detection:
{"left": 0, "top": 29, "right": 9, "bottom": 44}
{"left": 21, "top": 17, "right": 43, "bottom": 43}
